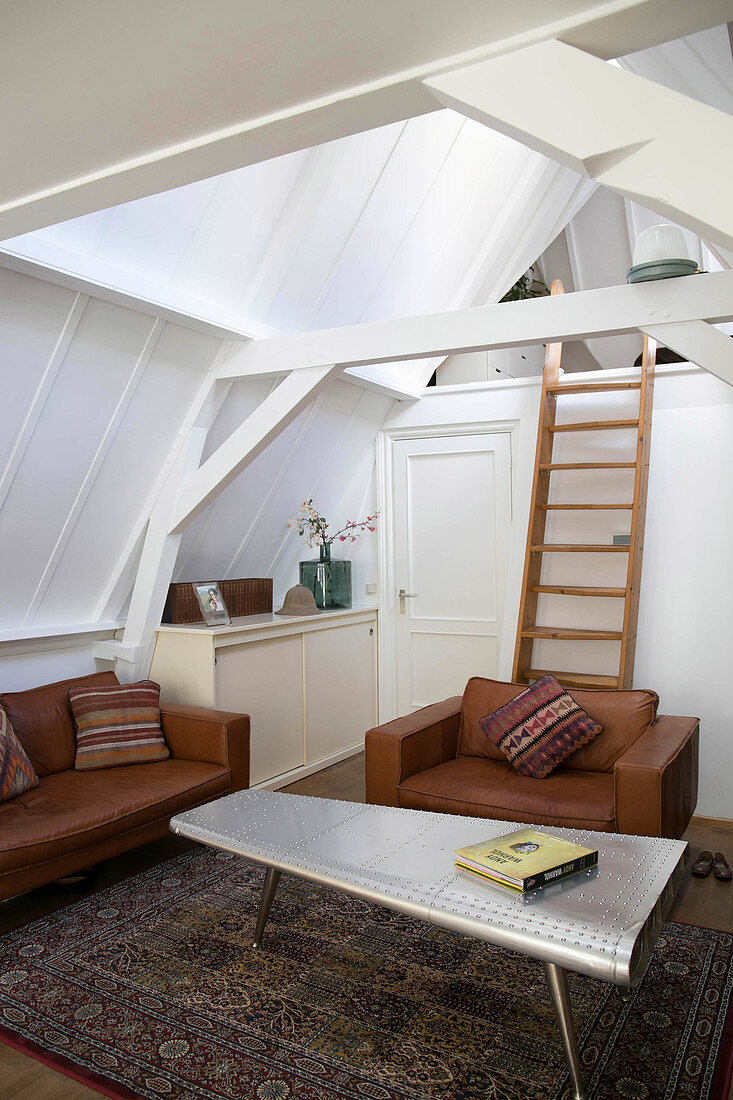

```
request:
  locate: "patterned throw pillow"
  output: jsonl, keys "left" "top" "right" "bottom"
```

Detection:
{"left": 69, "top": 680, "right": 170, "bottom": 771}
{"left": 0, "top": 705, "right": 39, "bottom": 802}
{"left": 479, "top": 675, "right": 603, "bottom": 779}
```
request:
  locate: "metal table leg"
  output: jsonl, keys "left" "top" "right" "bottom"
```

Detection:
{"left": 544, "top": 961, "right": 586, "bottom": 1100}
{"left": 252, "top": 867, "right": 281, "bottom": 949}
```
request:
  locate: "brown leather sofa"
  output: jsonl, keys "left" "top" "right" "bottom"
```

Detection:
{"left": 0, "top": 671, "right": 250, "bottom": 902}
{"left": 365, "top": 676, "right": 699, "bottom": 838}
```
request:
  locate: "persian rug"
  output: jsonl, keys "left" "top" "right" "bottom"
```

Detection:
{"left": 0, "top": 847, "right": 731, "bottom": 1100}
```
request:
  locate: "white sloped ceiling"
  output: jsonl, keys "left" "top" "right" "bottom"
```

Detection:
{"left": 0, "top": 108, "right": 595, "bottom": 628}
{"left": 2, "top": 25, "right": 728, "bottom": 633}
{"left": 0, "top": 265, "right": 220, "bottom": 630}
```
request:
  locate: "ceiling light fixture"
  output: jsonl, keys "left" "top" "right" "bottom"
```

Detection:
{"left": 627, "top": 224, "right": 698, "bottom": 283}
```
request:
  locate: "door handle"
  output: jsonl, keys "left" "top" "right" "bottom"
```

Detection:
{"left": 398, "top": 588, "right": 417, "bottom": 614}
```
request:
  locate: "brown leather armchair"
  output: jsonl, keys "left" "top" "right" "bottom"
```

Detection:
{"left": 365, "top": 677, "right": 698, "bottom": 839}
{"left": 0, "top": 671, "right": 250, "bottom": 901}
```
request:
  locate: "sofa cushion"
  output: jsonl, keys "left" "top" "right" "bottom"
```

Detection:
{"left": 398, "top": 755, "right": 615, "bottom": 831}
{"left": 458, "top": 677, "right": 659, "bottom": 773}
{"left": 69, "top": 679, "right": 169, "bottom": 770}
{"left": 0, "top": 758, "right": 230, "bottom": 875}
{"left": 0, "top": 671, "right": 119, "bottom": 777}
{"left": 0, "top": 706, "right": 38, "bottom": 802}
{"left": 479, "top": 675, "right": 603, "bottom": 778}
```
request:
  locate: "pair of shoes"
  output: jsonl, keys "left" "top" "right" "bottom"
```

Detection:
{"left": 691, "top": 851, "right": 732, "bottom": 881}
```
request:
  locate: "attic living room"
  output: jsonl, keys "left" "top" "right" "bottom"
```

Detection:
{"left": 1, "top": 3, "right": 733, "bottom": 1099}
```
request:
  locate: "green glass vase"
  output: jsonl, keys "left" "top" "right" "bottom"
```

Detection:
{"left": 299, "top": 543, "right": 352, "bottom": 610}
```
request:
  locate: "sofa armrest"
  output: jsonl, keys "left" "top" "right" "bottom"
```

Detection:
{"left": 614, "top": 714, "right": 699, "bottom": 838}
{"left": 161, "top": 705, "right": 250, "bottom": 793}
{"left": 365, "top": 697, "right": 462, "bottom": 807}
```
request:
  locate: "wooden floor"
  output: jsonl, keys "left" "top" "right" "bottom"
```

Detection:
{"left": 1, "top": 751, "right": 731, "bottom": 1098}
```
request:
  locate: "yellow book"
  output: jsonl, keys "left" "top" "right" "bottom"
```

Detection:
{"left": 455, "top": 827, "right": 598, "bottom": 893}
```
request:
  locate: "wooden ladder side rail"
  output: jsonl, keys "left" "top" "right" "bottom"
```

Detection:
{"left": 511, "top": 279, "right": 564, "bottom": 683}
{"left": 618, "top": 334, "right": 656, "bottom": 689}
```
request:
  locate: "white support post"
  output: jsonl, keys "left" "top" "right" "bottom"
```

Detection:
{"left": 109, "top": 427, "right": 209, "bottom": 682}
{"left": 641, "top": 319, "right": 733, "bottom": 388}
{"left": 423, "top": 39, "right": 733, "bottom": 250}
{"left": 169, "top": 364, "right": 342, "bottom": 534}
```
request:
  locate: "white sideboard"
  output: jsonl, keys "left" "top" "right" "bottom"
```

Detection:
{"left": 150, "top": 606, "right": 377, "bottom": 787}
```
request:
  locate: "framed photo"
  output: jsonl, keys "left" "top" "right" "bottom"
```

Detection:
{"left": 192, "top": 581, "right": 231, "bottom": 627}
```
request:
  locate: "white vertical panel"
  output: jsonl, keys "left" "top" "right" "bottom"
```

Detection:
{"left": 23, "top": 319, "right": 165, "bottom": 624}
{"left": 0, "top": 298, "right": 157, "bottom": 625}
{"left": 216, "top": 637, "right": 304, "bottom": 784}
{"left": 258, "top": 124, "right": 405, "bottom": 331}
{"left": 0, "top": 284, "right": 87, "bottom": 508}
{"left": 40, "top": 321, "right": 219, "bottom": 623}
{"left": 305, "top": 112, "right": 465, "bottom": 330}
{"left": 0, "top": 269, "right": 80, "bottom": 478}
{"left": 305, "top": 620, "right": 376, "bottom": 762}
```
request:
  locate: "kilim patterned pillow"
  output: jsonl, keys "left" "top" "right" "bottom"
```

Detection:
{"left": 0, "top": 705, "right": 39, "bottom": 802}
{"left": 69, "top": 680, "right": 169, "bottom": 771}
{"left": 479, "top": 675, "right": 603, "bottom": 779}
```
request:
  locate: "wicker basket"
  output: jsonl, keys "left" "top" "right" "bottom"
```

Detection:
{"left": 162, "top": 578, "right": 273, "bottom": 624}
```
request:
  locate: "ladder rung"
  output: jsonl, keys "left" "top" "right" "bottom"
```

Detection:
{"left": 531, "top": 544, "right": 630, "bottom": 553}
{"left": 539, "top": 503, "right": 633, "bottom": 510}
{"left": 532, "top": 585, "right": 627, "bottom": 597}
{"left": 549, "top": 419, "right": 639, "bottom": 433}
{"left": 523, "top": 669, "right": 621, "bottom": 690}
{"left": 547, "top": 382, "right": 642, "bottom": 395}
{"left": 522, "top": 627, "right": 623, "bottom": 641}
{"left": 539, "top": 462, "right": 636, "bottom": 471}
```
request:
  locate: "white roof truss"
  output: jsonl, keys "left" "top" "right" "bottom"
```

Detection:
{"left": 217, "top": 271, "right": 733, "bottom": 380}
{"left": 1, "top": 0, "right": 728, "bottom": 240}
{"left": 425, "top": 38, "right": 733, "bottom": 250}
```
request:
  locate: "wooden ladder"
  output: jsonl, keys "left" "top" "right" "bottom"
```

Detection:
{"left": 511, "top": 279, "right": 656, "bottom": 691}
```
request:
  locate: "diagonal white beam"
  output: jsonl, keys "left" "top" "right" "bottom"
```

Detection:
{"left": 2, "top": 1, "right": 727, "bottom": 238}
{"left": 424, "top": 38, "right": 733, "bottom": 250}
{"left": 642, "top": 319, "right": 733, "bottom": 388}
{"left": 169, "top": 364, "right": 341, "bottom": 534}
{"left": 217, "top": 271, "right": 733, "bottom": 379}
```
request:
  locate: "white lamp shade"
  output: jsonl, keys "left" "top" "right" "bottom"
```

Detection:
{"left": 633, "top": 224, "right": 690, "bottom": 266}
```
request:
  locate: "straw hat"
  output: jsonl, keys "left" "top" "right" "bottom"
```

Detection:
{"left": 275, "top": 584, "right": 320, "bottom": 616}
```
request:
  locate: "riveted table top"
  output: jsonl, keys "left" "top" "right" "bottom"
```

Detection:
{"left": 171, "top": 790, "right": 687, "bottom": 986}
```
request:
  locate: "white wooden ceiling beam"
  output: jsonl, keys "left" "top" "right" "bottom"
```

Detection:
{"left": 2, "top": 1, "right": 727, "bottom": 238}
{"left": 217, "top": 271, "right": 733, "bottom": 378}
{"left": 169, "top": 364, "right": 342, "bottom": 534}
{"left": 642, "top": 319, "right": 733, "bottom": 387}
{"left": 424, "top": 38, "right": 733, "bottom": 251}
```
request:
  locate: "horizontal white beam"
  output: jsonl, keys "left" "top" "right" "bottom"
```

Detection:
{"left": 0, "top": 621, "right": 122, "bottom": 645}
{"left": 170, "top": 364, "right": 341, "bottom": 534}
{"left": 424, "top": 38, "right": 733, "bottom": 250}
{"left": 94, "top": 639, "right": 146, "bottom": 664}
{"left": 218, "top": 271, "right": 733, "bottom": 378}
{"left": 642, "top": 319, "right": 733, "bottom": 388}
{"left": 2, "top": 1, "right": 725, "bottom": 238}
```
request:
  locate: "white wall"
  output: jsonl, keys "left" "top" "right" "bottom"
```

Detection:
{"left": 172, "top": 377, "right": 390, "bottom": 609}
{"left": 0, "top": 633, "right": 115, "bottom": 693}
{"left": 383, "top": 364, "right": 733, "bottom": 818}
{"left": 0, "top": 263, "right": 390, "bottom": 693}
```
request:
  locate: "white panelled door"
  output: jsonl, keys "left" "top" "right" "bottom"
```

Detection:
{"left": 392, "top": 432, "right": 512, "bottom": 713}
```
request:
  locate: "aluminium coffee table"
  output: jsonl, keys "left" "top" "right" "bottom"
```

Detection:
{"left": 171, "top": 790, "right": 688, "bottom": 1100}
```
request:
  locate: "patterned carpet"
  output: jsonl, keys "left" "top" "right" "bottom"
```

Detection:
{"left": 0, "top": 846, "right": 731, "bottom": 1100}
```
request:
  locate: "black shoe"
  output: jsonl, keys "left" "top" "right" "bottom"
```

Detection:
{"left": 713, "top": 853, "right": 732, "bottom": 882}
{"left": 691, "top": 850, "right": 714, "bottom": 877}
